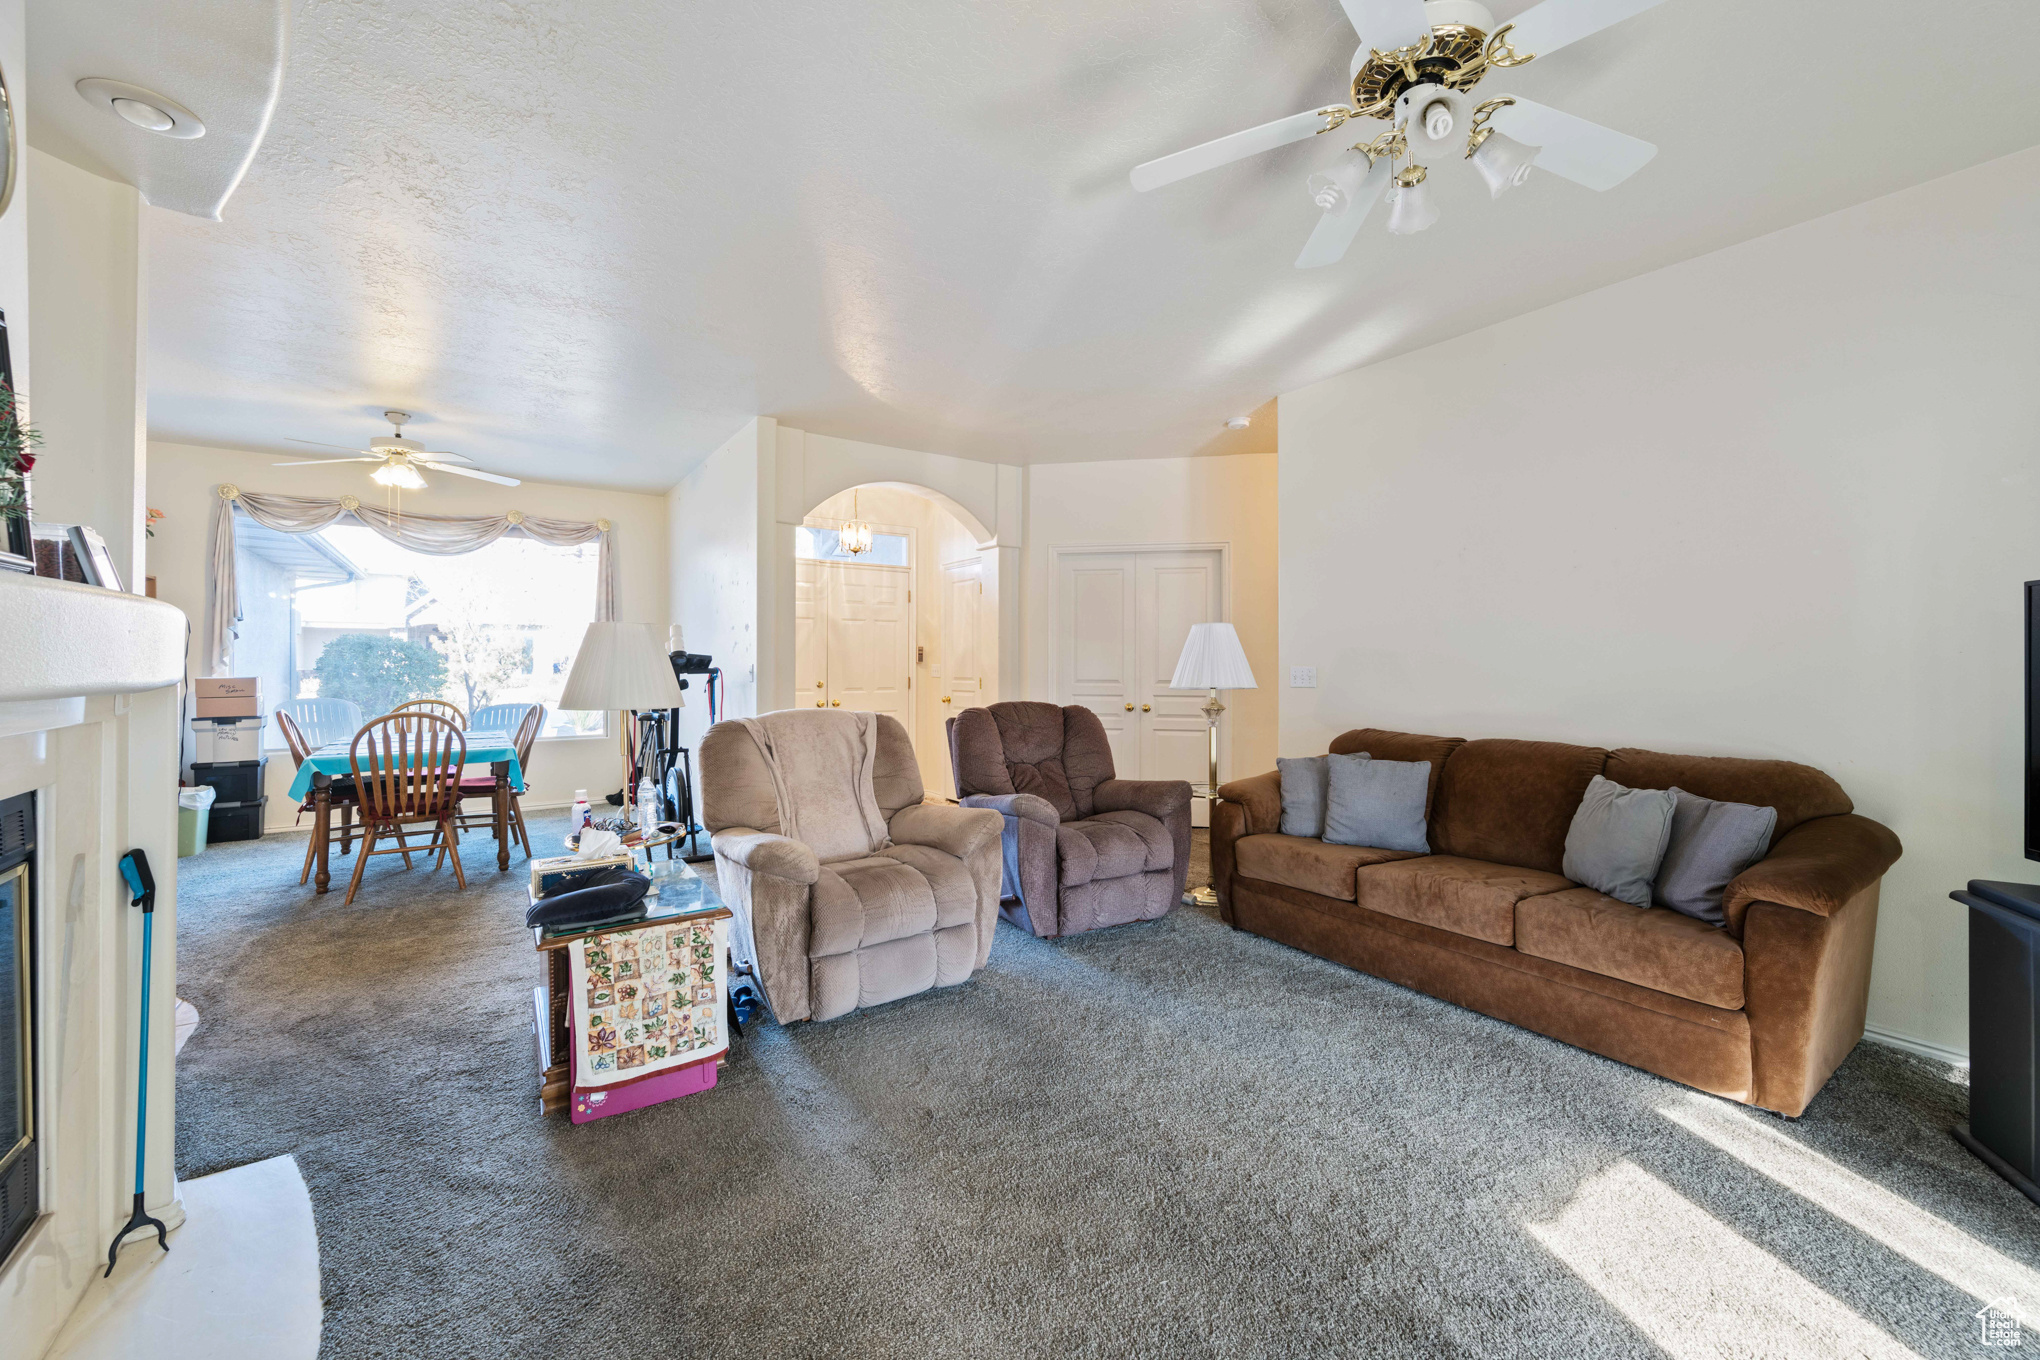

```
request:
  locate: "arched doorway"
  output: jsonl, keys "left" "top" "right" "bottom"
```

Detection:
{"left": 794, "top": 483, "right": 996, "bottom": 797}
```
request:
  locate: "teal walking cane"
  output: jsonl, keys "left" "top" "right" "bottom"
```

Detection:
{"left": 106, "top": 849, "right": 169, "bottom": 1276}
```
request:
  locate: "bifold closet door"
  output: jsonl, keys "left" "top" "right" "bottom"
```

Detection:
{"left": 1057, "top": 548, "right": 1223, "bottom": 826}
{"left": 1137, "top": 551, "right": 1222, "bottom": 823}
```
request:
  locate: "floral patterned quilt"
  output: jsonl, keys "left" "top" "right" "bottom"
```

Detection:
{"left": 568, "top": 917, "right": 726, "bottom": 1086}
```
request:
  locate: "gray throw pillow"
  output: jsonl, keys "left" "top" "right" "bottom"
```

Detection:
{"left": 1562, "top": 775, "right": 1675, "bottom": 909}
{"left": 1324, "top": 755, "right": 1430, "bottom": 853}
{"left": 1654, "top": 787, "right": 1777, "bottom": 925}
{"left": 1277, "top": 755, "right": 1336, "bottom": 838}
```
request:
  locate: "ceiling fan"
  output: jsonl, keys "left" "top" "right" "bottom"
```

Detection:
{"left": 1130, "top": 0, "right": 1666, "bottom": 268}
{"left": 273, "top": 411, "right": 522, "bottom": 489}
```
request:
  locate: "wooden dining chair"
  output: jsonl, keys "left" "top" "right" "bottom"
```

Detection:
{"left": 278, "top": 709, "right": 363, "bottom": 883}
{"left": 455, "top": 703, "right": 544, "bottom": 857}
{"left": 391, "top": 698, "right": 467, "bottom": 727}
{"left": 343, "top": 712, "right": 468, "bottom": 905}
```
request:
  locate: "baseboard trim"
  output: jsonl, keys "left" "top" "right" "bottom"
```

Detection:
{"left": 1862, "top": 1025, "right": 1970, "bottom": 1069}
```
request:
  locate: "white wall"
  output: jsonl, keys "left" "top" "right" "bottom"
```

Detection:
{"left": 25, "top": 147, "right": 143, "bottom": 588}
{"left": 667, "top": 418, "right": 766, "bottom": 757}
{"left": 1025, "top": 454, "right": 1281, "bottom": 784}
{"left": 146, "top": 440, "right": 671, "bottom": 820}
{"left": 1278, "top": 145, "right": 2040, "bottom": 1061}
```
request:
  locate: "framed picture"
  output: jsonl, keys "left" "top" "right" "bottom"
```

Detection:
{"left": 67, "top": 525, "right": 122, "bottom": 592}
{"left": 0, "top": 309, "right": 26, "bottom": 576}
{"left": 30, "top": 523, "right": 80, "bottom": 582}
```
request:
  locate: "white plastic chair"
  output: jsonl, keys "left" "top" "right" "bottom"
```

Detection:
{"left": 280, "top": 697, "right": 365, "bottom": 750}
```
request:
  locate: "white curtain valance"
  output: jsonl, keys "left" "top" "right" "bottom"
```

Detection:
{"left": 206, "top": 485, "right": 617, "bottom": 673}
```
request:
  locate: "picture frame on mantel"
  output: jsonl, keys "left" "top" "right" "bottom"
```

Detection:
{"left": 67, "top": 525, "right": 122, "bottom": 592}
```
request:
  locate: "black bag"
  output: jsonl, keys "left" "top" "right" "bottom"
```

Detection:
{"left": 525, "top": 866, "right": 652, "bottom": 930}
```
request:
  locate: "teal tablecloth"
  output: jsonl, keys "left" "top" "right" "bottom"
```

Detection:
{"left": 286, "top": 730, "right": 525, "bottom": 802}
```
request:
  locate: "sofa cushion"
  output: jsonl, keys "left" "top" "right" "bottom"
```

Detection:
{"left": 1277, "top": 755, "right": 1331, "bottom": 837}
{"left": 1654, "top": 787, "right": 1776, "bottom": 925}
{"left": 1057, "top": 813, "right": 1164, "bottom": 886}
{"left": 1234, "top": 834, "right": 1423, "bottom": 901}
{"left": 950, "top": 702, "right": 1118, "bottom": 821}
{"left": 1325, "top": 756, "right": 1431, "bottom": 853}
{"left": 1328, "top": 728, "right": 1464, "bottom": 820}
{"left": 1602, "top": 748, "right": 1850, "bottom": 838}
{"left": 1432, "top": 738, "right": 1608, "bottom": 875}
{"left": 1354, "top": 855, "right": 1572, "bottom": 946}
{"left": 1516, "top": 887, "right": 1746, "bottom": 1009}
{"left": 1562, "top": 775, "right": 1675, "bottom": 908}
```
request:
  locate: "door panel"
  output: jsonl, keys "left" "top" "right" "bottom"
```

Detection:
{"left": 823, "top": 563, "right": 911, "bottom": 731}
{"left": 1137, "top": 553, "right": 1222, "bottom": 826}
{"left": 940, "top": 560, "right": 984, "bottom": 777}
{"left": 1057, "top": 554, "right": 1138, "bottom": 778}
{"left": 794, "top": 559, "right": 825, "bottom": 709}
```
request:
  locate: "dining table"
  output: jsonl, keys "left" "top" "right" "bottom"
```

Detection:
{"left": 289, "top": 729, "right": 527, "bottom": 894}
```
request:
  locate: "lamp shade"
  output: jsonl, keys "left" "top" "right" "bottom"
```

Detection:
{"left": 1170, "top": 623, "right": 1258, "bottom": 691}
{"left": 559, "top": 622, "right": 685, "bottom": 710}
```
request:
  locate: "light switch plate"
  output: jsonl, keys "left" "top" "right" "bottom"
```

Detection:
{"left": 1290, "top": 666, "right": 1316, "bottom": 688}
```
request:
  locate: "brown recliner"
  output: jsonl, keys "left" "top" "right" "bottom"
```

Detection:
{"left": 946, "top": 702, "right": 1192, "bottom": 938}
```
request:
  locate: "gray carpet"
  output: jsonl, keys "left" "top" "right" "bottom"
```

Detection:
{"left": 172, "top": 814, "right": 2030, "bottom": 1359}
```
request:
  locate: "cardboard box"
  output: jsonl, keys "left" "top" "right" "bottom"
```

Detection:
{"left": 195, "top": 696, "right": 264, "bottom": 719}
{"left": 531, "top": 852, "right": 635, "bottom": 898}
{"left": 195, "top": 677, "right": 262, "bottom": 700}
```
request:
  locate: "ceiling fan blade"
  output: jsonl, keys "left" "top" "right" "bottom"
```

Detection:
{"left": 286, "top": 438, "right": 374, "bottom": 452}
{"left": 1339, "top": 0, "right": 1432, "bottom": 52}
{"left": 1503, "top": 0, "right": 1667, "bottom": 59}
{"left": 1490, "top": 98, "right": 1655, "bottom": 190}
{"left": 272, "top": 456, "right": 379, "bottom": 467}
{"left": 419, "top": 448, "right": 476, "bottom": 467}
{"left": 1131, "top": 109, "right": 1334, "bottom": 193}
{"left": 421, "top": 461, "right": 521, "bottom": 487}
{"left": 1294, "top": 158, "right": 1394, "bottom": 269}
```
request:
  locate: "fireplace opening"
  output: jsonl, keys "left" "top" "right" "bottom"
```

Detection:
{"left": 0, "top": 790, "right": 35, "bottom": 1264}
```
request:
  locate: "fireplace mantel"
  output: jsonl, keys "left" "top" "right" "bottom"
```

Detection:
{"left": 0, "top": 574, "right": 188, "bottom": 1360}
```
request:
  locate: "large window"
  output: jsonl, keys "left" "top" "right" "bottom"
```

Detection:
{"left": 234, "top": 516, "right": 605, "bottom": 746}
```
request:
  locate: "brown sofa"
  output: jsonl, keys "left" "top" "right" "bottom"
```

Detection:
{"left": 1213, "top": 728, "right": 1902, "bottom": 1116}
{"left": 947, "top": 702, "right": 1192, "bottom": 938}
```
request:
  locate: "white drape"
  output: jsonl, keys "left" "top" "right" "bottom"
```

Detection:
{"left": 206, "top": 486, "right": 617, "bottom": 673}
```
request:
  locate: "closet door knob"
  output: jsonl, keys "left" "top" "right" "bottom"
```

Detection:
{"left": 815, "top": 680, "right": 824, "bottom": 688}
{"left": 1141, "top": 704, "right": 1152, "bottom": 712}
{"left": 1124, "top": 703, "right": 1134, "bottom": 711}
{"left": 830, "top": 700, "right": 841, "bottom": 707}
{"left": 815, "top": 700, "right": 825, "bottom": 707}
{"left": 941, "top": 696, "right": 952, "bottom": 704}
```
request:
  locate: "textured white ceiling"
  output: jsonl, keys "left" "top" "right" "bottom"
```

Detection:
{"left": 142, "top": 0, "right": 2040, "bottom": 490}
{"left": 27, "top": 0, "right": 286, "bottom": 219}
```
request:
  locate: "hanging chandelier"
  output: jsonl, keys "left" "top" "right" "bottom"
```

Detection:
{"left": 841, "top": 488, "right": 874, "bottom": 555}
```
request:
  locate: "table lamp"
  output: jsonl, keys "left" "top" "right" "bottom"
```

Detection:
{"left": 560, "top": 622, "right": 686, "bottom": 808}
{"left": 1169, "top": 621, "right": 1257, "bottom": 908}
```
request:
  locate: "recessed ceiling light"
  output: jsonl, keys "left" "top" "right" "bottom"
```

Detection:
{"left": 110, "top": 98, "right": 174, "bottom": 132}
{"left": 1225, "top": 415, "right": 1252, "bottom": 429}
{"left": 75, "top": 78, "right": 205, "bottom": 139}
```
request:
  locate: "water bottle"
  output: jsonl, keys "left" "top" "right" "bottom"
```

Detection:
{"left": 636, "top": 775, "right": 657, "bottom": 835}
{"left": 571, "top": 789, "right": 591, "bottom": 832}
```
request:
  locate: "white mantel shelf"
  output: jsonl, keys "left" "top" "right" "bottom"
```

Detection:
{"left": 0, "top": 575, "right": 187, "bottom": 701}
{"left": 0, "top": 573, "right": 189, "bottom": 1360}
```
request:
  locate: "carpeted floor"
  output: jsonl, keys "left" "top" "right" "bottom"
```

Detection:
{"left": 174, "top": 814, "right": 2031, "bottom": 1359}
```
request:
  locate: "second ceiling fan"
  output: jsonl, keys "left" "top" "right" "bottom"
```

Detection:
{"left": 1130, "top": 0, "right": 1667, "bottom": 267}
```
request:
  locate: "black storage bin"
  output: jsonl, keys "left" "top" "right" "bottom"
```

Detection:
{"left": 192, "top": 758, "right": 267, "bottom": 805}
{"left": 209, "top": 797, "right": 268, "bottom": 843}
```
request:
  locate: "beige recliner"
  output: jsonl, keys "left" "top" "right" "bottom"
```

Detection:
{"left": 699, "top": 709, "right": 1005, "bottom": 1023}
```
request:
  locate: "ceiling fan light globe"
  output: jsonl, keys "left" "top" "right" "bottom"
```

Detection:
{"left": 371, "top": 459, "right": 426, "bottom": 490}
{"left": 1384, "top": 179, "right": 1439, "bottom": 235}
{"left": 1472, "top": 131, "right": 1541, "bottom": 198}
